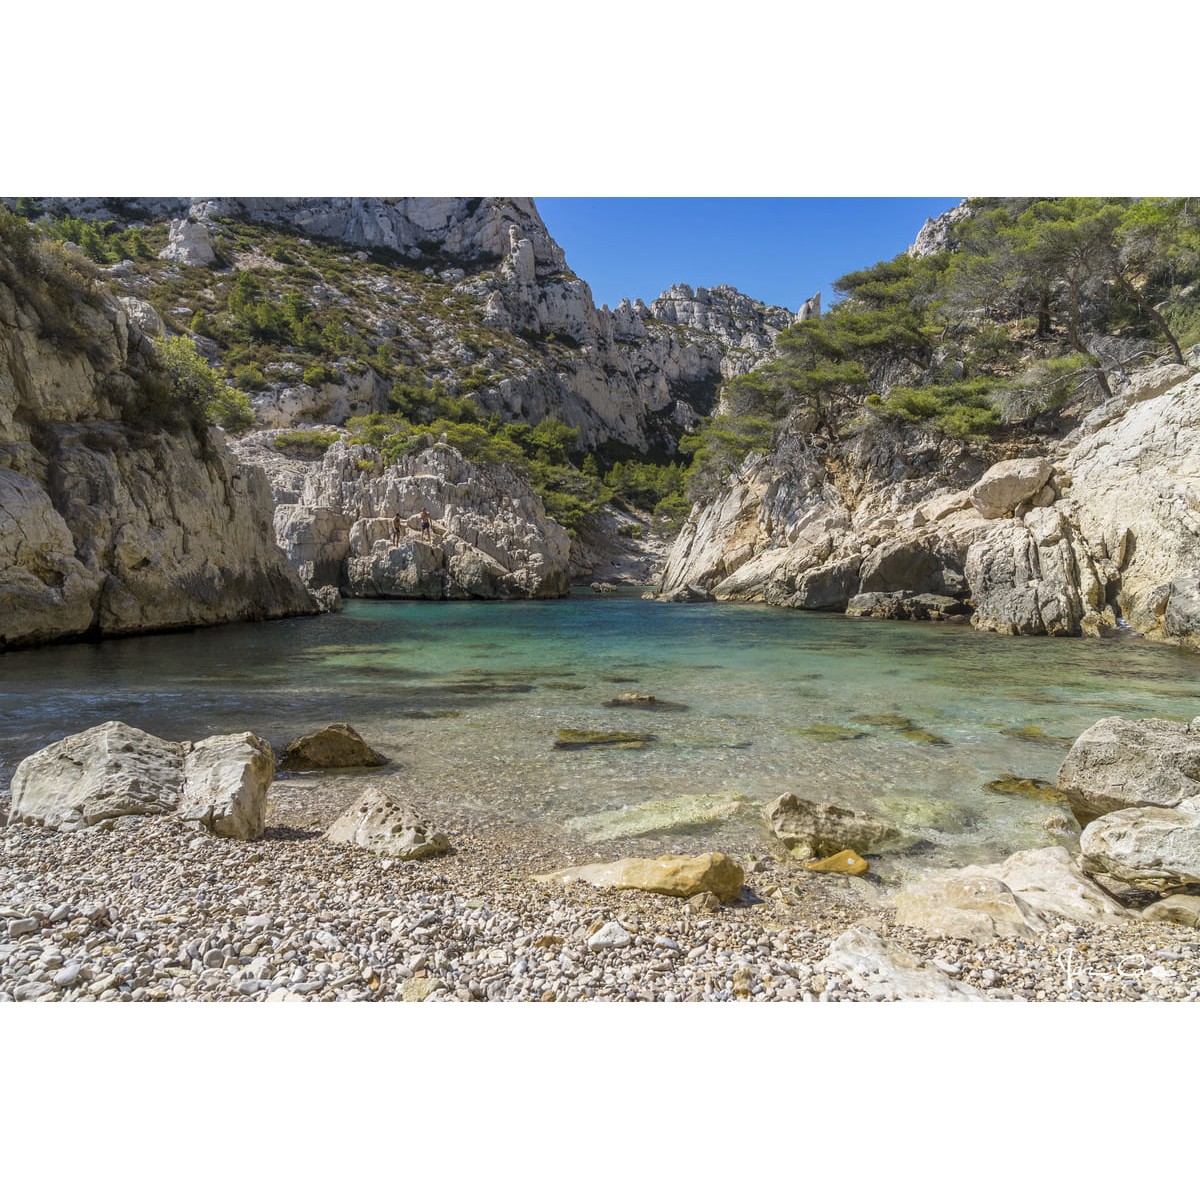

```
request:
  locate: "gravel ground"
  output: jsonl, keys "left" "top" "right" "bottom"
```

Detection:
{"left": 2, "top": 782, "right": 1198, "bottom": 1003}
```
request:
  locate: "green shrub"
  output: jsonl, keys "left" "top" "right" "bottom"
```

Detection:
{"left": 274, "top": 429, "right": 340, "bottom": 458}
{"left": 154, "top": 336, "right": 255, "bottom": 433}
{"left": 302, "top": 362, "right": 338, "bottom": 388}
{"left": 234, "top": 364, "right": 268, "bottom": 392}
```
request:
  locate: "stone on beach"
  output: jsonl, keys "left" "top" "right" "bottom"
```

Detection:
{"left": 763, "top": 792, "right": 903, "bottom": 859}
{"left": 9, "top": 721, "right": 186, "bottom": 831}
{"left": 325, "top": 785, "right": 452, "bottom": 861}
{"left": 1078, "top": 798, "right": 1200, "bottom": 892}
{"left": 820, "top": 927, "right": 991, "bottom": 1001}
{"left": 893, "top": 845, "right": 1129, "bottom": 941}
{"left": 893, "top": 867, "right": 1049, "bottom": 942}
{"left": 1056, "top": 715, "right": 1200, "bottom": 826}
{"left": 534, "top": 852, "right": 745, "bottom": 902}
{"left": 177, "top": 732, "right": 275, "bottom": 839}
{"left": 804, "top": 849, "right": 869, "bottom": 875}
{"left": 279, "top": 723, "right": 389, "bottom": 770}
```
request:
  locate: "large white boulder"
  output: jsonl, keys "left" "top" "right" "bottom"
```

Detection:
{"left": 9, "top": 721, "right": 185, "bottom": 831}
{"left": 1056, "top": 716, "right": 1200, "bottom": 826}
{"left": 1079, "top": 798, "right": 1200, "bottom": 892}
{"left": 178, "top": 732, "right": 275, "bottom": 839}
{"left": 968, "top": 457, "right": 1053, "bottom": 519}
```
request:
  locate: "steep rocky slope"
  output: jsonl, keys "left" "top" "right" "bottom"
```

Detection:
{"left": 0, "top": 225, "right": 315, "bottom": 649}
{"left": 658, "top": 353, "right": 1200, "bottom": 645}
{"left": 20, "top": 198, "right": 796, "bottom": 458}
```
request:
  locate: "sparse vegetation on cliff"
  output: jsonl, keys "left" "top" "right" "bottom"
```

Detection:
{"left": 680, "top": 197, "right": 1200, "bottom": 502}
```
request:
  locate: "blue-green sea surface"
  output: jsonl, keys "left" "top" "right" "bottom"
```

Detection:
{"left": 4, "top": 594, "right": 1198, "bottom": 870}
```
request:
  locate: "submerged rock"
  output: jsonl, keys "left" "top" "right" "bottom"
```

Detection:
{"left": 552, "top": 729, "right": 656, "bottom": 750}
{"left": 562, "top": 792, "right": 747, "bottom": 843}
{"left": 279, "top": 724, "right": 388, "bottom": 770}
{"left": 534, "top": 852, "right": 745, "bottom": 902}
{"left": 763, "top": 792, "right": 903, "bottom": 859}
{"left": 985, "top": 776, "right": 1070, "bottom": 804}
{"left": 325, "top": 785, "right": 452, "bottom": 860}
{"left": 602, "top": 693, "right": 690, "bottom": 712}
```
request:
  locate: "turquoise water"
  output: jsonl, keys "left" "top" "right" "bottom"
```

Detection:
{"left": 4, "top": 593, "right": 1199, "bottom": 868}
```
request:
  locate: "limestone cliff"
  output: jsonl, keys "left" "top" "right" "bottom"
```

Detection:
{"left": 0, "top": 230, "right": 316, "bottom": 649}
{"left": 658, "top": 354, "right": 1200, "bottom": 647}
{"left": 20, "top": 198, "right": 794, "bottom": 458}
{"left": 233, "top": 433, "right": 571, "bottom": 600}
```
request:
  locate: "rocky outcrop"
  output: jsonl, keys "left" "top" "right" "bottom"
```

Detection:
{"left": 26, "top": 197, "right": 794, "bottom": 459}
{"left": 8, "top": 720, "right": 272, "bottom": 838}
{"left": 325, "top": 786, "right": 452, "bottom": 860}
{"left": 534, "top": 852, "right": 745, "bottom": 902}
{"left": 907, "top": 201, "right": 972, "bottom": 258}
{"left": 657, "top": 359, "right": 1200, "bottom": 647}
{"left": 158, "top": 216, "right": 216, "bottom": 266}
{"left": 236, "top": 436, "right": 572, "bottom": 600}
{"left": 0, "top": 231, "right": 316, "bottom": 648}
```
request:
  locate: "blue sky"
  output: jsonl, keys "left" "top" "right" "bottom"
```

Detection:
{"left": 533, "top": 198, "right": 963, "bottom": 314}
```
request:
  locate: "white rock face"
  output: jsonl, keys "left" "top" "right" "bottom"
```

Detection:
{"left": 0, "top": 240, "right": 316, "bottom": 647}
{"left": 177, "top": 732, "right": 274, "bottom": 839}
{"left": 657, "top": 359, "right": 1200, "bottom": 647}
{"left": 1079, "top": 798, "right": 1200, "bottom": 891}
{"left": 158, "top": 217, "right": 216, "bottom": 265}
{"left": 234, "top": 437, "right": 572, "bottom": 600}
{"left": 820, "top": 926, "right": 990, "bottom": 1000}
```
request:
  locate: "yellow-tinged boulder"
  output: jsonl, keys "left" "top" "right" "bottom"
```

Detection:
{"left": 534, "top": 852, "right": 744, "bottom": 902}
{"left": 804, "top": 849, "right": 869, "bottom": 875}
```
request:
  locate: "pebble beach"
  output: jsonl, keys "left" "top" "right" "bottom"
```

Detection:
{"left": 3, "top": 779, "right": 1198, "bottom": 1003}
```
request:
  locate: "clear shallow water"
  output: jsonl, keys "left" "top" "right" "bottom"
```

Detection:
{"left": 4, "top": 593, "right": 1199, "bottom": 868}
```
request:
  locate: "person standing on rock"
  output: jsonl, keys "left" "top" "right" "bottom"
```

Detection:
{"left": 419, "top": 507, "right": 433, "bottom": 543}
{"left": 391, "top": 513, "right": 402, "bottom": 547}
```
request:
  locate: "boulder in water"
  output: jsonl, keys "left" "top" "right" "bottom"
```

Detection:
{"left": 763, "top": 792, "right": 903, "bottom": 859}
{"left": 279, "top": 723, "right": 389, "bottom": 770}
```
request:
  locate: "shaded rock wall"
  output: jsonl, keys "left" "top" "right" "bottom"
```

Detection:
{"left": 0, "top": 242, "right": 316, "bottom": 649}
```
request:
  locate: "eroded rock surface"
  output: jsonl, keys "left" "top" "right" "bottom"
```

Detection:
{"left": 9, "top": 720, "right": 271, "bottom": 839}
{"left": 325, "top": 785, "right": 452, "bottom": 860}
